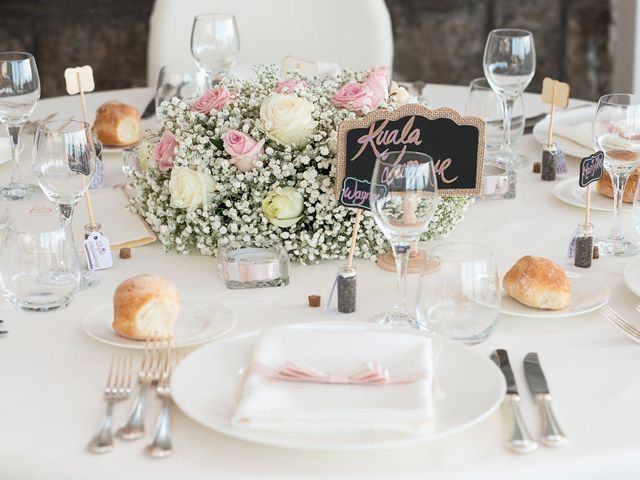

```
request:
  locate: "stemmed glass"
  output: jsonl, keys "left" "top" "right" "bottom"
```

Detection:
{"left": 0, "top": 52, "right": 41, "bottom": 200}
{"left": 593, "top": 94, "right": 640, "bottom": 256}
{"left": 369, "top": 151, "right": 440, "bottom": 329}
{"left": 155, "top": 63, "right": 209, "bottom": 121}
{"left": 483, "top": 29, "right": 536, "bottom": 169}
{"left": 33, "top": 120, "right": 99, "bottom": 289}
{"left": 191, "top": 13, "right": 240, "bottom": 84}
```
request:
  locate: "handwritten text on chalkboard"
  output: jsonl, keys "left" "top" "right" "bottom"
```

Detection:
{"left": 579, "top": 151, "right": 604, "bottom": 187}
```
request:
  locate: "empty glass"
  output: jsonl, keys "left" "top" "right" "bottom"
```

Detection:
{"left": 33, "top": 120, "right": 99, "bottom": 288}
{"left": 155, "top": 63, "right": 209, "bottom": 120}
{"left": 370, "top": 151, "right": 440, "bottom": 328}
{"left": 0, "top": 52, "right": 41, "bottom": 200}
{"left": 416, "top": 242, "right": 500, "bottom": 344}
{"left": 191, "top": 13, "right": 240, "bottom": 83}
{"left": 594, "top": 94, "right": 640, "bottom": 256}
{"left": 483, "top": 30, "right": 536, "bottom": 169}
{"left": 0, "top": 214, "right": 79, "bottom": 311}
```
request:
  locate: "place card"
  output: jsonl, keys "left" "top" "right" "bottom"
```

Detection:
{"left": 84, "top": 232, "right": 113, "bottom": 271}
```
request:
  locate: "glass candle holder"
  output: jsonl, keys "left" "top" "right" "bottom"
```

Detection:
{"left": 480, "top": 163, "right": 517, "bottom": 200}
{"left": 218, "top": 239, "right": 289, "bottom": 289}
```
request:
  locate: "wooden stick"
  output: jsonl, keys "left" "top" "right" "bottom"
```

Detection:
{"left": 546, "top": 82, "right": 558, "bottom": 148}
{"left": 584, "top": 184, "right": 591, "bottom": 226}
{"left": 346, "top": 208, "right": 362, "bottom": 270}
{"left": 76, "top": 72, "right": 97, "bottom": 227}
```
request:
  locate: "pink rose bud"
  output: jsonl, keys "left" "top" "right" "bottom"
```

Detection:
{"left": 222, "top": 130, "right": 265, "bottom": 172}
{"left": 153, "top": 132, "right": 178, "bottom": 171}
{"left": 330, "top": 82, "right": 377, "bottom": 113}
{"left": 192, "top": 85, "right": 237, "bottom": 114}
{"left": 274, "top": 79, "right": 306, "bottom": 94}
{"left": 365, "top": 66, "right": 390, "bottom": 104}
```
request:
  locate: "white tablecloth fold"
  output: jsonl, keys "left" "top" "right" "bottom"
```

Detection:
{"left": 231, "top": 326, "right": 434, "bottom": 434}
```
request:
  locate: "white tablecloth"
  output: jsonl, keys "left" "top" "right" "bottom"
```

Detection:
{"left": 1, "top": 86, "right": 639, "bottom": 480}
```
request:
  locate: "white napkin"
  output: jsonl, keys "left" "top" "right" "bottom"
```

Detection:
{"left": 231, "top": 326, "right": 434, "bottom": 434}
{"left": 554, "top": 122, "right": 593, "bottom": 149}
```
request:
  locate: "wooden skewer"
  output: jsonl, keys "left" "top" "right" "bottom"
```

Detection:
{"left": 584, "top": 184, "right": 591, "bottom": 226}
{"left": 546, "top": 81, "right": 558, "bottom": 148}
{"left": 346, "top": 208, "right": 362, "bottom": 270}
{"left": 76, "top": 71, "right": 97, "bottom": 227}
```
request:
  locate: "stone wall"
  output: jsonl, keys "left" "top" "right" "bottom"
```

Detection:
{"left": 0, "top": 0, "right": 612, "bottom": 100}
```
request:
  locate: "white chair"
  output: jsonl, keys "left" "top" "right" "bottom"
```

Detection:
{"left": 147, "top": 0, "right": 393, "bottom": 85}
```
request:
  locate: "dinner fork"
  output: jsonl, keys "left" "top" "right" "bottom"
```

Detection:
{"left": 116, "top": 337, "right": 166, "bottom": 440}
{"left": 145, "top": 346, "right": 180, "bottom": 458}
{"left": 87, "top": 354, "right": 133, "bottom": 453}
{"left": 601, "top": 305, "right": 640, "bottom": 343}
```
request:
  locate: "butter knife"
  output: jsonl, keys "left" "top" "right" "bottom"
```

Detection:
{"left": 490, "top": 349, "right": 537, "bottom": 453}
{"left": 523, "top": 352, "right": 567, "bottom": 447}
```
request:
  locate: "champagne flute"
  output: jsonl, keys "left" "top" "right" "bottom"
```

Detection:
{"left": 369, "top": 151, "right": 440, "bottom": 328}
{"left": 33, "top": 120, "right": 99, "bottom": 288}
{"left": 190, "top": 13, "right": 240, "bottom": 84}
{"left": 0, "top": 52, "right": 40, "bottom": 200}
{"left": 593, "top": 94, "right": 640, "bottom": 256}
{"left": 483, "top": 29, "right": 536, "bottom": 169}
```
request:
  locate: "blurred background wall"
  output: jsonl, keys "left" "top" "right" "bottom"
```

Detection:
{"left": 0, "top": 0, "right": 615, "bottom": 99}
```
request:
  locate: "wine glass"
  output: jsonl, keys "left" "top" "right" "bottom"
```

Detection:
{"left": 191, "top": 13, "right": 240, "bottom": 84}
{"left": 416, "top": 242, "right": 500, "bottom": 344}
{"left": 155, "top": 63, "right": 209, "bottom": 120}
{"left": 33, "top": 120, "right": 99, "bottom": 288}
{"left": 0, "top": 52, "right": 41, "bottom": 200}
{"left": 369, "top": 151, "right": 440, "bottom": 328}
{"left": 593, "top": 94, "right": 640, "bottom": 256}
{"left": 483, "top": 29, "right": 536, "bottom": 169}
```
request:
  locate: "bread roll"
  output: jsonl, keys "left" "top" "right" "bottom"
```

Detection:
{"left": 596, "top": 168, "right": 639, "bottom": 203}
{"left": 93, "top": 101, "right": 141, "bottom": 146}
{"left": 503, "top": 256, "right": 570, "bottom": 310}
{"left": 112, "top": 274, "right": 180, "bottom": 340}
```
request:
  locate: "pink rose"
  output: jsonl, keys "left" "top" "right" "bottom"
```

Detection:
{"left": 274, "top": 79, "right": 306, "bottom": 94}
{"left": 153, "top": 132, "right": 178, "bottom": 171}
{"left": 192, "top": 85, "right": 236, "bottom": 114}
{"left": 365, "top": 66, "right": 390, "bottom": 104}
{"left": 330, "top": 82, "right": 376, "bottom": 113}
{"left": 223, "top": 130, "right": 265, "bottom": 172}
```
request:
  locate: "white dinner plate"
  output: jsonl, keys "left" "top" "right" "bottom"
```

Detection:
{"left": 533, "top": 105, "right": 595, "bottom": 158}
{"left": 82, "top": 299, "right": 236, "bottom": 349}
{"left": 623, "top": 256, "right": 640, "bottom": 297}
{"left": 171, "top": 322, "right": 506, "bottom": 451}
{"left": 500, "top": 273, "right": 610, "bottom": 318}
{"left": 553, "top": 177, "right": 631, "bottom": 212}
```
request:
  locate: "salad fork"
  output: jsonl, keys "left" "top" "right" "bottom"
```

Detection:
{"left": 602, "top": 305, "right": 640, "bottom": 343}
{"left": 87, "top": 354, "right": 133, "bottom": 453}
{"left": 116, "top": 337, "right": 166, "bottom": 440}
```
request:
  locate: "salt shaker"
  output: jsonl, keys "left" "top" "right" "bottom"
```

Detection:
{"left": 574, "top": 222, "right": 594, "bottom": 268}
{"left": 337, "top": 265, "right": 357, "bottom": 313}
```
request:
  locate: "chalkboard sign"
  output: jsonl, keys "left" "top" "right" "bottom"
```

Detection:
{"left": 579, "top": 151, "right": 604, "bottom": 187}
{"left": 335, "top": 104, "right": 485, "bottom": 210}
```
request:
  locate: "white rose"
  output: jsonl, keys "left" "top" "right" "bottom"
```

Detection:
{"left": 390, "top": 81, "right": 416, "bottom": 106}
{"left": 259, "top": 93, "right": 318, "bottom": 147}
{"left": 262, "top": 186, "right": 304, "bottom": 227}
{"left": 169, "top": 167, "right": 216, "bottom": 211}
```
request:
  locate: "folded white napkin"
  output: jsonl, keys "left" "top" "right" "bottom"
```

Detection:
{"left": 554, "top": 122, "right": 593, "bottom": 149}
{"left": 231, "top": 326, "right": 434, "bottom": 434}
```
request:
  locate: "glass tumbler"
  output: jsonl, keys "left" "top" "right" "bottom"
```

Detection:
{"left": 416, "top": 242, "right": 500, "bottom": 344}
{"left": 0, "top": 214, "right": 79, "bottom": 311}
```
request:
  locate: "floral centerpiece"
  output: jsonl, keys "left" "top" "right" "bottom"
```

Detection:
{"left": 128, "top": 66, "right": 472, "bottom": 264}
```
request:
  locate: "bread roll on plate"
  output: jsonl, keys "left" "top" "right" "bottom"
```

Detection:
{"left": 112, "top": 274, "right": 180, "bottom": 340}
{"left": 503, "top": 256, "right": 570, "bottom": 310}
{"left": 93, "top": 101, "right": 141, "bottom": 147}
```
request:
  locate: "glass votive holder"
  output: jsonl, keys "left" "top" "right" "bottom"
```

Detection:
{"left": 218, "top": 239, "right": 290, "bottom": 289}
{"left": 480, "top": 163, "right": 517, "bottom": 200}
{"left": 122, "top": 146, "right": 140, "bottom": 178}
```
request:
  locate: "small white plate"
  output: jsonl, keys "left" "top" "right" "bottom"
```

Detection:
{"left": 171, "top": 322, "right": 506, "bottom": 451}
{"left": 623, "top": 256, "right": 640, "bottom": 297}
{"left": 500, "top": 273, "right": 610, "bottom": 318}
{"left": 82, "top": 299, "right": 236, "bottom": 349}
{"left": 553, "top": 177, "right": 631, "bottom": 212}
{"left": 533, "top": 105, "right": 595, "bottom": 158}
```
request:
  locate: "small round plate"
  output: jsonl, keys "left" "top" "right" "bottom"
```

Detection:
{"left": 500, "top": 273, "right": 610, "bottom": 318}
{"left": 623, "top": 256, "right": 640, "bottom": 297}
{"left": 553, "top": 178, "right": 631, "bottom": 212}
{"left": 82, "top": 299, "right": 236, "bottom": 349}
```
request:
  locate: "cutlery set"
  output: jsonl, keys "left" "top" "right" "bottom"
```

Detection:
{"left": 491, "top": 349, "right": 566, "bottom": 454}
{"left": 88, "top": 338, "right": 177, "bottom": 458}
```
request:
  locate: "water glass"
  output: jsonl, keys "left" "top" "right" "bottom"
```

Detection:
{"left": 465, "top": 77, "right": 524, "bottom": 154}
{"left": 0, "top": 214, "right": 79, "bottom": 311}
{"left": 416, "top": 242, "right": 500, "bottom": 344}
{"left": 155, "top": 63, "right": 209, "bottom": 118}
{"left": 191, "top": 13, "right": 240, "bottom": 82}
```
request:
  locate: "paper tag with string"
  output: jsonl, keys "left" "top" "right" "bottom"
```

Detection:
{"left": 566, "top": 228, "right": 579, "bottom": 260}
{"left": 84, "top": 232, "right": 113, "bottom": 270}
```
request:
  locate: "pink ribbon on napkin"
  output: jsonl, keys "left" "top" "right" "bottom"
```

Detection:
{"left": 253, "top": 361, "right": 427, "bottom": 386}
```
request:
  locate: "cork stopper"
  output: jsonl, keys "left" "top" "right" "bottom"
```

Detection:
{"left": 308, "top": 295, "right": 321, "bottom": 307}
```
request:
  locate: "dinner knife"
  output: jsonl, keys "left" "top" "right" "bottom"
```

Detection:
{"left": 523, "top": 352, "right": 567, "bottom": 447}
{"left": 141, "top": 97, "right": 156, "bottom": 119}
{"left": 490, "top": 349, "right": 537, "bottom": 453}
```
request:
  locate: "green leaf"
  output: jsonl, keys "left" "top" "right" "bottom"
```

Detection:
{"left": 210, "top": 138, "right": 224, "bottom": 150}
